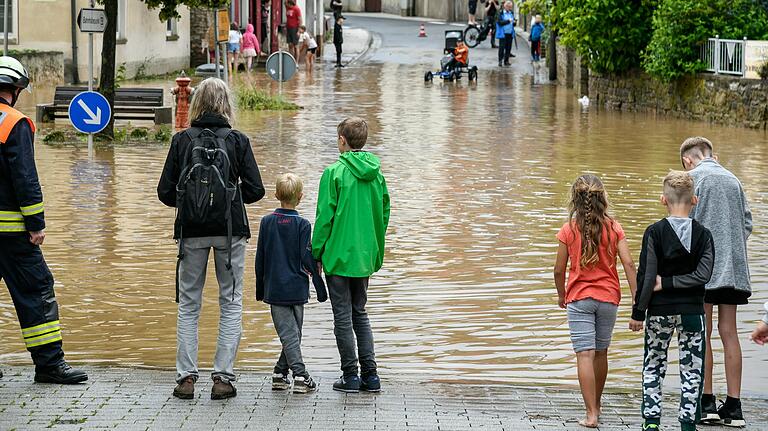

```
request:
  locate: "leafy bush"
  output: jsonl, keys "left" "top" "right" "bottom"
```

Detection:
{"left": 643, "top": 0, "right": 768, "bottom": 81}
{"left": 129, "top": 127, "right": 150, "bottom": 140}
{"left": 154, "top": 125, "right": 173, "bottom": 142}
{"left": 236, "top": 86, "right": 300, "bottom": 111}
{"left": 759, "top": 61, "right": 768, "bottom": 80}
{"left": 556, "top": 0, "right": 656, "bottom": 74}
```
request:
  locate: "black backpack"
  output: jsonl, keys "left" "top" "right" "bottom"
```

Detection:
{"left": 174, "top": 127, "right": 237, "bottom": 302}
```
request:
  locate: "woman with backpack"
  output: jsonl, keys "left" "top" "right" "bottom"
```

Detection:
{"left": 157, "top": 77, "right": 265, "bottom": 401}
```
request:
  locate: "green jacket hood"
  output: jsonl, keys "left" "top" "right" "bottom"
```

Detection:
{"left": 339, "top": 151, "right": 381, "bottom": 182}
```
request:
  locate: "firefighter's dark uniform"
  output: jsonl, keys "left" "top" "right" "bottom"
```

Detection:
{"left": 0, "top": 100, "right": 64, "bottom": 370}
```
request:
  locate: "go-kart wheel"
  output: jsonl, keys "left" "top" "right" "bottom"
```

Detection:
{"left": 469, "top": 69, "right": 477, "bottom": 81}
{"left": 447, "top": 71, "right": 455, "bottom": 82}
{"left": 464, "top": 26, "right": 481, "bottom": 48}
{"left": 425, "top": 71, "right": 433, "bottom": 82}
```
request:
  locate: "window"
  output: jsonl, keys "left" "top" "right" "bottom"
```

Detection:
{"left": 116, "top": 0, "right": 126, "bottom": 41}
{"left": 166, "top": 19, "right": 178, "bottom": 40}
{"left": 0, "top": 0, "right": 17, "bottom": 39}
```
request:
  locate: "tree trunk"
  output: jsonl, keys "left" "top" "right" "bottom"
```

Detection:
{"left": 99, "top": 0, "right": 118, "bottom": 139}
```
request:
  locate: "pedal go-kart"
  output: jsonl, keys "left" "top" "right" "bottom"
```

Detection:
{"left": 424, "top": 30, "right": 479, "bottom": 83}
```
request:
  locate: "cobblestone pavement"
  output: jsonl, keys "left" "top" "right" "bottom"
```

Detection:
{"left": 1, "top": 367, "right": 767, "bottom": 430}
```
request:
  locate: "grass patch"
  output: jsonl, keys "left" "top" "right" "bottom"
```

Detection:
{"left": 236, "top": 86, "right": 300, "bottom": 111}
{"left": 41, "top": 124, "right": 173, "bottom": 146}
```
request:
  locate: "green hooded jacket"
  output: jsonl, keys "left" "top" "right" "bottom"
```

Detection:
{"left": 312, "top": 151, "right": 390, "bottom": 277}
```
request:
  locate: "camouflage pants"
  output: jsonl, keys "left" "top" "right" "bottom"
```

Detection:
{"left": 642, "top": 315, "right": 705, "bottom": 425}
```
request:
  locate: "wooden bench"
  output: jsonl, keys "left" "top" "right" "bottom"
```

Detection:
{"left": 36, "top": 86, "right": 172, "bottom": 125}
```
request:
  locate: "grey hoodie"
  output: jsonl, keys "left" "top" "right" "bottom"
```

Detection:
{"left": 688, "top": 158, "right": 752, "bottom": 293}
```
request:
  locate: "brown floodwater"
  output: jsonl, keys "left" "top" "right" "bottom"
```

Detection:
{"left": 3, "top": 60, "right": 768, "bottom": 394}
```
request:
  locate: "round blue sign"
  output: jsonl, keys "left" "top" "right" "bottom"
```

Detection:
{"left": 68, "top": 91, "right": 111, "bottom": 134}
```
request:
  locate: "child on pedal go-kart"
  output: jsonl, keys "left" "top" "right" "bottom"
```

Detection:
{"left": 441, "top": 40, "right": 469, "bottom": 73}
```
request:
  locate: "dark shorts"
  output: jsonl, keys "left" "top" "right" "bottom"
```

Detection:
{"left": 468, "top": 0, "right": 478, "bottom": 14}
{"left": 308, "top": 47, "right": 317, "bottom": 54}
{"left": 705, "top": 287, "right": 750, "bottom": 305}
{"left": 287, "top": 27, "right": 299, "bottom": 45}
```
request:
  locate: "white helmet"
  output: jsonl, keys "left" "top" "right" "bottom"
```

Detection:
{"left": 0, "top": 56, "right": 30, "bottom": 90}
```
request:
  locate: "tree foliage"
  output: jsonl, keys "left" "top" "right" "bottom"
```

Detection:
{"left": 556, "top": 0, "right": 657, "bottom": 74}
{"left": 141, "top": 0, "right": 229, "bottom": 20}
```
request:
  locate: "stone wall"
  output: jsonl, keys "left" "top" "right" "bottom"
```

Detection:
{"left": 589, "top": 71, "right": 768, "bottom": 129}
{"left": 556, "top": 44, "right": 587, "bottom": 96}
{"left": 190, "top": 8, "right": 211, "bottom": 68}
{"left": 13, "top": 51, "right": 64, "bottom": 84}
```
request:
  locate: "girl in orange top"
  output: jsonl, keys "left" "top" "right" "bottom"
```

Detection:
{"left": 553, "top": 174, "right": 637, "bottom": 429}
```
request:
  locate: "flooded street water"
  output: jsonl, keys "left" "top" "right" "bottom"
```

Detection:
{"left": 2, "top": 17, "right": 768, "bottom": 394}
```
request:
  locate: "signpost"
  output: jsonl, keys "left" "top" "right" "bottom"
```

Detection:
{"left": 745, "top": 40, "right": 768, "bottom": 80}
{"left": 266, "top": 51, "right": 297, "bottom": 97}
{"left": 214, "top": 9, "right": 229, "bottom": 80}
{"left": 76, "top": 3, "right": 109, "bottom": 154}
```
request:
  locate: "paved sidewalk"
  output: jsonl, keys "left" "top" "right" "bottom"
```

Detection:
{"left": 1, "top": 367, "right": 767, "bottom": 430}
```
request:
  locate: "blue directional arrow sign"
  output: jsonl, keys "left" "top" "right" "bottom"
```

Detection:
{"left": 68, "top": 91, "right": 111, "bottom": 134}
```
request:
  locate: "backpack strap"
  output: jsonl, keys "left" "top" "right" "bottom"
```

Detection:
{"left": 213, "top": 127, "right": 236, "bottom": 300}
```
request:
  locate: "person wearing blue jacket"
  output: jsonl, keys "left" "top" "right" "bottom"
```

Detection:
{"left": 496, "top": 1, "right": 516, "bottom": 67}
{"left": 530, "top": 15, "right": 545, "bottom": 62}
{"left": 256, "top": 173, "right": 327, "bottom": 394}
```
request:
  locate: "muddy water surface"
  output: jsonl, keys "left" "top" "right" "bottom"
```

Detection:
{"left": 3, "top": 61, "right": 768, "bottom": 394}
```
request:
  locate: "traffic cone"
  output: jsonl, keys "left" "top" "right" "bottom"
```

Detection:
{"left": 418, "top": 23, "right": 427, "bottom": 38}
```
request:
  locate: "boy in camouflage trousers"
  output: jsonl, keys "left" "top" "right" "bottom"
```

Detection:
{"left": 630, "top": 171, "right": 715, "bottom": 431}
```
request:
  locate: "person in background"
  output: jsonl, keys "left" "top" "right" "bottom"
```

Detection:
{"left": 298, "top": 25, "right": 318, "bottom": 73}
{"left": 553, "top": 174, "right": 637, "bottom": 429}
{"left": 629, "top": 171, "right": 714, "bottom": 431}
{"left": 468, "top": 0, "right": 478, "bottom": 25}
{"left": 312, "top": 117, "right": 390, "bottom": 394}
{"left": 227, "top": 23, "right": 241, "bottom": 77}
{"left": 0, "top": 56, "right": 88, "bottom": 385}
{"left": 680, "top": 137, "right": 751, "bottom": 428}
{"left": 256, "top": 173, "right": 327, "bottom": 394}
{"left": 331, "top": 0, "right": 343, "bottom": 20}
{"left": 497, "top": 1, "right": 516, "bottom": 67}
{"left": 285, "top": 0, "right": 303, "bottom": 60}
{"left": 530, "top": 14, "right": 545, "bottom": 62}
{"left": 157, "top": 77, "right": 265, "bottom": 401}
{"left": 751, "top": 302, "right": 768, "bottom": 345}
{"left": 485, "top": 0, "right": 500, "bottom": 48}
{"left": 261, "top": 3, "right": 270, "bottom": 46}
{"left": 334, "top": 15, "right": 345, "bottom": 68}
{"left": 241, "top": 23, "right": 260, "bottom": 73}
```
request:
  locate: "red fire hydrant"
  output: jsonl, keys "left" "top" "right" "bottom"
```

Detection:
{"left": 171, "top": 71, "right": 193, "bottom": 130}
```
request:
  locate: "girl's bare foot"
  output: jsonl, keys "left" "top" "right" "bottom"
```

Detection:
{"left": 579, "top": 416, "right": 599, "bottom": 428}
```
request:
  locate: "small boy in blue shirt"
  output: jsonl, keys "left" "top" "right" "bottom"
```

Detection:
{"left": 256, "top": 173, "right": 327, "bottom": 393}
{"left": 530, "top": 15, "right": 545, "bottom": 62}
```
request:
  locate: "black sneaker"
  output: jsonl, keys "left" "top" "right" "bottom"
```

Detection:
{"left": 34, "top": 363, "right": 88, "bottom": 384}
{"left": 498, "top": 61, "right": 503, "bottom": 67}
{"left": 293, "top": 376, "right": 318, "bottom": 394}
{"left": 272, "top": 373, "right": 290, "bottom": 391}
{"left": 360, "top": 374, "right": 381, "bottom": 392}
{"left": 700, "top": 394, "right": 720, "bottom": 424}
{"left": 332, "top": 375, "right": 360, "bottom": 393}
{"left": 718, "top": 397, "right": 746, "bottom": 428}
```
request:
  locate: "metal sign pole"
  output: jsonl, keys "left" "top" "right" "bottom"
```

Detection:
{"left": 222, "top": 42, "right": 229, "bottom": 83}
{"left": 3, "top": 0, "right": 8, "bottom": 56}
{"left": 87, "top": 0, "right": 95, "bottom": 156}
{"left": 278, "top": 51, "right": 283, "bottom": 98}
{"left": 213, "top": 9, "right": 221, "bottom": 79}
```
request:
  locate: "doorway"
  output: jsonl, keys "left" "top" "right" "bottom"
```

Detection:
{"left": 365, "top": 0, "right": 381, "bottom": 12}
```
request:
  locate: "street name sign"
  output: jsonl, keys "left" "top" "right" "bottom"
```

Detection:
{"left": 77, "top": 8, "right": 108, "bottom": 33}
{"left": 266, "top": 51, "right": 297, "bottom": 82}
{"left": 68, "top": 91, "right": 111, "bottom": 134}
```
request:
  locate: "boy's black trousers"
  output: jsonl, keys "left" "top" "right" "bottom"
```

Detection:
{"left": 0, "top": 235, "right": 65, "bottom": 370}
{"left": 335, "top": 42, "right": 343, "bottom": 66}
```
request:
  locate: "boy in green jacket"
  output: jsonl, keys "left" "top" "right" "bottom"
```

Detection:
{"left": 312, "top": 117, "right": 390, "bottom": 393}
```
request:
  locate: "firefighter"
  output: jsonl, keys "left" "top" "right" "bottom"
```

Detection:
{"left": 0, "top": 56, "right": 87, "bottom": 384}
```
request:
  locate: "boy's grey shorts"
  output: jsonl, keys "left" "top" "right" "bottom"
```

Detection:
{"left": 567, "top": 298, "right": 619, "bottom": 353}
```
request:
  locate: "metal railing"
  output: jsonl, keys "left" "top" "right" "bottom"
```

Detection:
{"left": 700, "top": 36, "right": 748, "bottom": 76}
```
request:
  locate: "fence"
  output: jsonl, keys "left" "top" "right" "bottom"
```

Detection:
{"left": 700, "top": 36, "right": 747, "bottom": 76}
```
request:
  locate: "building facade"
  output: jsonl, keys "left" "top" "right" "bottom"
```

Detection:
{"left": 5, "top": 0, "right": 190, "bottom": 83}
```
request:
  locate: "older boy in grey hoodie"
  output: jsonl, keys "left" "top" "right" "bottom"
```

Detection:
{"left": 680, "top": 137, "right": 751, "bottom": 427}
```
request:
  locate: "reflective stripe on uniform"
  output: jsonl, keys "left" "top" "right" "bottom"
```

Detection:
{"left": 21, "top": 320, "right": 62, "bottom": 348}
{"left": 20, "top": 202, "right": 43, "bottom": 216}
{"left": 0, "top": 103, "right": 35, "bottom": 144}
{"left": 0, "top": 210, "right": 23, "bottom": 221}
{"left": 0, "top": 221, "right": 26, "bottom": 232}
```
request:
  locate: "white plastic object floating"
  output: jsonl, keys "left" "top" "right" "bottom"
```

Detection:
{"left": 578, "top": 96, "right": 590, "bottom": 107}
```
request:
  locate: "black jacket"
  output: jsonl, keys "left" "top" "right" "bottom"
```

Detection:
{"left": 0, "top": 102, "right": 45, "bottom": 235}
{"left": 632, "top": 218, "right": 714, "bottom": 321}
{"left": 255, "top": 209, "right": 327, "bottom": 305}
{"left": 157, "top": 113, "right": 265, "bottom": 239}
{"left": 334, "top": 23, "right": 343, "bottom": 44}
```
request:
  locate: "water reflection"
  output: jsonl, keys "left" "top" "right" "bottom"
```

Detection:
{"left": 3, "top": 63, "right": 767, "bottom": 393}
